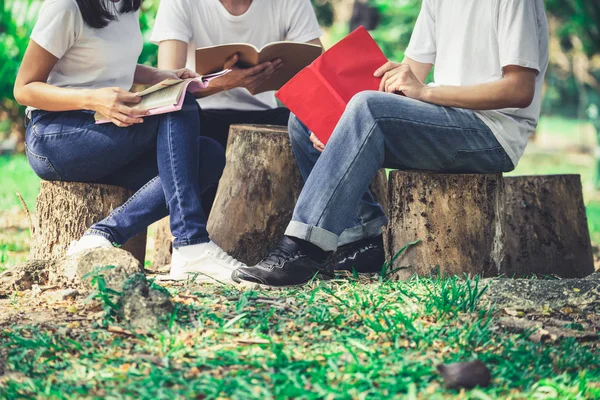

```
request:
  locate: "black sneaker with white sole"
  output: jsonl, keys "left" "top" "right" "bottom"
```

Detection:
{"left": 231, "top": 237, "right": 332, "bottom": 287}
{"left": 329, "top": 235, "right": 386, "bottom": 274}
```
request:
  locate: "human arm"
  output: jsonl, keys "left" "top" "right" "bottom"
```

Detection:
{"left": 14, "top": 40, "right": 147, "bottom": 127}
{"left": 134, "top": 63, "right": 198, "bottom": 86}
{"left": 374, "top": 61, "right": 536, "bottom": 110}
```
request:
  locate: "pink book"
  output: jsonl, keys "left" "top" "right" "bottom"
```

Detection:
{"left": 94, "top": 70, "right": 230, "bottom": 124}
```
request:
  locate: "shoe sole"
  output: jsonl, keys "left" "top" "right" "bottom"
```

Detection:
{"left": 234, "top": 271, "right": 333, "bottom": 290}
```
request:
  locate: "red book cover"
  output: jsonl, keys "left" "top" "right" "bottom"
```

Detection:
{"left": 276, "top": 27, "right": 388, "bottom": 144}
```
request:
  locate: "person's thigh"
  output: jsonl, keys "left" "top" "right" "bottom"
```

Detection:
{"left": 26, "top": 110, "right": 161, "bottom": 182}
{"left": 349, "top": 91, "right": 514, "bottom": 174}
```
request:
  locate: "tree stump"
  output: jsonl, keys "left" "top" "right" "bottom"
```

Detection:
{"left": 207, "top": 125, "right": 303, "bottom": 265}
{"left": 152, "top": 217, "right": 172, "bottom": 268}
{"left": 386, "top": 171, "right": 506, "bottom": 280}
{"left": 370, "top": 169, "right": 389, "bottom": 215}
{"left": 30, "top": 181, "right": 147, "bottom": 265}
{"left": 149, "top": 131, "right": 390, "bottom": 269}
{"left": 503, "top": 175, "right": 594, "bottom": 278}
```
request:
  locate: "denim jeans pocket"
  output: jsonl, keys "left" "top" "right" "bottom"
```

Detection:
{"left": 443, "top": 147, "right": 509, "bottom": 174}
{"left": 31, "top": 110, "right": 95, "bottom": 138}
{"left": 25, "top": 144, "right": 62, "bottom": 181}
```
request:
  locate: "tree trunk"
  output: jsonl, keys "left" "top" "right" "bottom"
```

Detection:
{"left": 31, "top": 181, "right": 147, "bottom": 265}
{"left": 369, "top": 169, "right": 389, "bottom": 215}
{"left": 207, "top": 125, "right": 304, "bottom": 265}
{"left": 152, "top": 217, "right": 172, "bottom": 269}
{"left": 150, "top": 130, "right": 390, "bottom": 268}
{"left": 386, "top": 171, "right": 506, "bottom": 280}
{"left": 503, "top": 175, "right": 594, "bottom": 278}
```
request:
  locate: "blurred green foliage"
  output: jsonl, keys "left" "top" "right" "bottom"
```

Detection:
{"left": 0, "top": 0, "right": 599, "bottom": 131}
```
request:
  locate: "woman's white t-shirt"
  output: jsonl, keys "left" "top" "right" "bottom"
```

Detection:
{"left": 150, "top": 0, "right": 322, "bottom": 111}
{"left": 30, "top": 0, "right": 143, "bottom": 93}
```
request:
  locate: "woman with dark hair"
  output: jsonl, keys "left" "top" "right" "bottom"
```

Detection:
{"left": 14, "top": 0, "right": 245, "bottom": 283}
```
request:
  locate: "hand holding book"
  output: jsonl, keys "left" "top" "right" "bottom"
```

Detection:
{"left": 94, "top": 70, "right": 230, "bottom": 124}
{"left": 276, "top": 27, "right": 388, "bottom": 144}
{"left": 207, "top": 54, "right": 284, "bottom": 94}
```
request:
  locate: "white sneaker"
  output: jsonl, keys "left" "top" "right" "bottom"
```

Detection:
{"left": 66, "top": 235, "right": 113, "bottom": 256}
{"left": 162, "top": 241, "right": 246, "bottom": 284}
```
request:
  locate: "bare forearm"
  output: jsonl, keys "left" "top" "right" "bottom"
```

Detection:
{"left": 134, "top": 64, "right": 162, "bottom": 85}
{"left": 14, "top": 82, "right": 92, "bottom": 111}
{"left": 421, "top": 79, "right": 533, "bottom": 110}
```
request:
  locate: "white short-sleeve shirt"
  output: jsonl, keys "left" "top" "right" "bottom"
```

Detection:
{"left": 30, "top": 0, "right": 143, "bottom": 93}
{"left": 405, "top": 0, "right": 549, "bottom": 167}
{"left": 150, "top": 0, "right": 322, "bottom": 111}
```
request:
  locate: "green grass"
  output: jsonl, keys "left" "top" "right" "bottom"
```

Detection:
{"left": 1, "top": 277, "right": 598, "bottom": 399}
{"left": 0, "top": 154, "right": 40, "bottom": 212}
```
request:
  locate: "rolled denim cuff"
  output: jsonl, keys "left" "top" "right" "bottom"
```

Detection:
{"left": 173, "top": 236, "right": 210, "bottom": 249}
{"left": 337, "top": 215, "right": 389, "bottom": 246}
{"left": 285, "top": 222, "right": 339, "bottom": 252}
{"left": 85, "top": 229, "right": 115, "bottom": 244}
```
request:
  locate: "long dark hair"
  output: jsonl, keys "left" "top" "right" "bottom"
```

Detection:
{"left": 75, "top": 0, "right": 142, "bottom": 29}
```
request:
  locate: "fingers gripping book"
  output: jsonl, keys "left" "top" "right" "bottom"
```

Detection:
{"left": 195, "top": 42, "right": 322, "bottom": 94}
{"left": 275, "top": 27, "right": 388, "bottom": 144}
{"left": 94, "top": 70, "right": 230, "bottom": 124}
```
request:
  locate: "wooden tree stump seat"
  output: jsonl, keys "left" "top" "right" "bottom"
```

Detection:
{"left": 30, "top": 181, "right": 147, "bottom": 265}
{"left": 386, "top": 171, "right": 594, "bottom": 279}
{"left": 386, "top": 171, "right": 507, "bottom": 279}
{"left": 153, "top": 124, "right": 389, "bottom": 268}
{"left": 503, "top": 175, "right": 593, "bottom": 278}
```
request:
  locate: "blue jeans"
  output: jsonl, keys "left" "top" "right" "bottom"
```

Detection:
{"left": 286, "top": 91, "right": 515, "bottom": 251}
{"left": 25, "top": 93, "right": 225, "bottom": 248}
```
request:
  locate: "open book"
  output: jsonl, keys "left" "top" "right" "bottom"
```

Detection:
{"left": 276, "top": 27, "right": 388, "bottom": 144}
{"left": 195, "top": 42, "right": 322, "bottom": 95}
{"left": 94, "top": 70, "right": 230, "bottom": 124}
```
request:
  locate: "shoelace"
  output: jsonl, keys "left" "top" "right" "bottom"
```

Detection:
{"left": 213, "top": 247, "right": 245, "bottom": 268}
{"left": 262, "top": 245, "right": 298, "bottom": 268}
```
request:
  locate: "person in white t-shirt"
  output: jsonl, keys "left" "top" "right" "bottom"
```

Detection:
{"left": 231, "top": 0, "right": 550, "bottom": 287}
{"left": 14, "top": 0, "right": 247, "bottom": 284}
{"left": 151, "top": 0, "right": 323, "bottom": 213}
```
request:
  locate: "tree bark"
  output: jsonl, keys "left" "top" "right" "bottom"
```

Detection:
{"left": 30, "top": 181, "right": 147, "bottom": 265}
{"left": 386, "top": 171, "right": 506, "bottom": 280}
{"left": 207, "top": 125, "right": 304, "bottom": 265}
{"left": 151, "top": 217, "right": 172, "bottom": 269}
{"left": 503, "top": 175, "right": 594, "bottom": 278}
{"left": 150, "top": 130, "right": 390, "bottom": 268}
{"left": 369, "top": 169, "right": 389, "bottom": 215}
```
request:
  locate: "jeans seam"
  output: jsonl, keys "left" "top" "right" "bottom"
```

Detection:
{"left": 376, "top": 116, "right": 491, "bottom": 133}
{"left": 25, "top": 144, "right": 63, "bottom": 180}
{"left": 31, "top": 112, "right": 95, "bottom": 138}
{"left": 167, "top": 113, "right": 190, "bottom": 241}
{"left": 314, "top": 120, "right": 379, "bottom": 229}
{"left": 109, "top": 176, "right": 160, "bottom": 216}
{"left": 442, "top": 146, "right": 505, "bottom": 169}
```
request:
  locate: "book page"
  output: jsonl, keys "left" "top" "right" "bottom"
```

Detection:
{"left": 133, "top": 80, "right": 189, "bottom": 110}
{"left": 136, "top": 79, "right": 183, "bottom": 97}
{"left": 252, "top": 42, "right": 322, "bottom": 94}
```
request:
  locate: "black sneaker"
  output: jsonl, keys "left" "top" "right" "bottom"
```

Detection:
{"left": 231, "top": 237, "right": 333, "bottom": 288}
{"left": 330, "top": 235, "right": 386, "bottom": 274}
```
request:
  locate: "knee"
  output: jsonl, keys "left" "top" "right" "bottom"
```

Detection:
{"left": 288, "top": 113, "right": 311, "bottom": 145}
{"left": 345, "top": 91, "right": 383, "bottom": 116}
{"left": 182, "top": 92, "right": 200, "bottom": 113}
{"left": 199, "top": 137, "right": 226, "bottom": 180}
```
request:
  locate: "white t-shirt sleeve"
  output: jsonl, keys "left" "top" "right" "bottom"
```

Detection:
{"left": 497, "top": 0, "right": 541, "bottom": 73}
{"left": 283, "top": 0, "right": 322, "bottom": 43}
{"left": 30, "top": 0, "right": 82, "bottom": 59}
{"left": 150, "top": 0, "right": 193, "bottom": 44}
{"left": 404, "top": 0, "right": 436, "bottom": 64}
